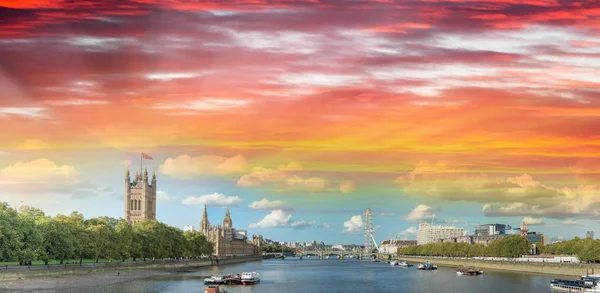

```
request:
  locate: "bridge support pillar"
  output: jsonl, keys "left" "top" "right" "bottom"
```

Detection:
{"left": 339, "top": 253, "right": 343, "bottom": 260}
{"left": 358, "top": 253, "right": 362, "bottom": 260}
{"left": 319, "top": 253, "right": 323, "bottom": 260}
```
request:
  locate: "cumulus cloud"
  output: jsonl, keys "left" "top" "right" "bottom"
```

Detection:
{"left": 522, "top": 217, "right": 545, "bottom": 226}
{"left": 342, "top": 215, "right": 363, "bottom": 234}
{"left": 0, "top": 158, "right": 79, "bottom": 186}
{"left": 237, "top": 162, "right": 302, "bottom": 187}
{"left": 160, "top": 154, "right": 248, "bottom": 179}
{"left": 156, "top": 190, "right": 176, "bottom": 201}
{"left": 248, "top": 210, "right": 315, "bottom": 229}
{"left": 399, "top": 161, "right": 600, "bottom": 219}
{"left": 181, "top": 192, "right": 241, "bottom": 207}
{"left": 237, "top": 162, "right": 335, "bottom": 193}
{"left": 339, "top": 180, "right": 356, "bottom": 194}
{"left": 284, "top": 175, "right": 326, "bottom": 192}
{"left": 248, "top": 198, "right": 288, "bottom": 210}
{"left": 406, "top": 204, "right": 437, "bottom": 221}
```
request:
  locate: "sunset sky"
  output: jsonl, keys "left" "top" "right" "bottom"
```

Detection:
{"left": 1, "top": 0, "right": 599, "bottom": 244}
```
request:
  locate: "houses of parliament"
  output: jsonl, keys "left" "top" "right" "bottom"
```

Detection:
{"left": 124, "top": 167, "right": 262, "bottom": 257}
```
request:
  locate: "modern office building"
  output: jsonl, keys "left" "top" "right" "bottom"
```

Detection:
{"left": 417, "top": 222, "right": 465, "bottom": 245}
{"left": 474, "top": 224, "right": 506, "bottom": 236}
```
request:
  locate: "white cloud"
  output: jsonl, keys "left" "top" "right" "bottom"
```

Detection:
{"left": 160, "top": 154, "right": 248, "bottom": 179}
{"left": 378, "top": 212, "right": 395, "bottom": 217}
{"left": 563, "top": 219, "right": 583, "bottom": 226}
{"left": 181, "top": 192, "right": 241, "bottom": 207}
{"left": 339, "top": 180, "right": 356, "bottom": 194}
{"left": 342, "top": 215, "right": 363, "bottom": 234}
{"left": 144, "top": 72, "right": 202, "bottom": 81}
{"left": 248, "top": 210, "right": 315, "bottom": 229}
{"left": 522, "top": 217, "right": 545, "bottom": 226}
{"left": 122, "top": 160, "right": 132, "bottom": 166}
{"left": 398, "top": 227, "right": 418, "bottom": 237}
{"left": 43, "top": 99, "right": 110, "bottom": 106}
{"left": 248, "top": 198, "right": 288, "bottom": 210}
{"left": 152, "top": 98, "right": 250, "bottom": 112}
{"left": 156, "top": 190, "right": 176, "bottom": 201}
{"left": 406, "top": 204, "right": 436, "bottom": 221}
{"left": 289, "top": 220, "right": 316, "bottom": 229}
{"left": 317, "top": 222, "right": 331, "bottom": 229}
{"left": 0, "top": 107, "right": 45, "bottom": 118}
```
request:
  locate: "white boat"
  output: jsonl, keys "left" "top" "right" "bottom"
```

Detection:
{"left": 550, "top": 276, "right": 600, "bottom": 292}
{"left": 398, "top": 261, "right": 413, "bottom": 267}
{"left": 390, "top": 260, "right": 399, "bottom": 266}
{"left": 326, "top": 255, "right": 330, "bottom": 259}
{"left": 204, "top": 275, "right": 224, "bottom": 285}
{"left": 241, "top": 272, "right": 260, "bottom": 285}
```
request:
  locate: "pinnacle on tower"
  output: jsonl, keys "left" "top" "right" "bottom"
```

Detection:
{"left": 225, "top": 208, "right": 230, "bottom": 218}
{"left": 126, "top": 167, "right": 130, "bottom": 178}
{"left": 152, "top": 171, "right": 156, "bottom": 180}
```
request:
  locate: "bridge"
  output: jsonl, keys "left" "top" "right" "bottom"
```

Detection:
{"left": 262, "top": 251, "right": 391, "bottom": 260}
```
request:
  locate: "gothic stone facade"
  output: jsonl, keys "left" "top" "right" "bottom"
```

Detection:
{"left": 124, "top": 167, "right": 157, "bottom": 224}
{"left": 200, "top": 205, "right": 263, "bottom": 257}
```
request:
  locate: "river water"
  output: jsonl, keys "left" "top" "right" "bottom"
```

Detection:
{"left": 85, "top": 258, "right": 556, "bottom": 293}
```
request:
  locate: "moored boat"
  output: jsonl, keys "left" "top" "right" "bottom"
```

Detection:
{"left": 398, "top": 261, "right": 413, "bottom": 267}
{"left": 204, "top": 275, "right": 224, "bottom": 285}
{"left": 550, "top": 275, "right": 600, "bottom": 292}
{"left": 390, "top": 260, "right": 399, "bottom": 266}
{"left": 417, "top": 261, "right": 437, "bottom": 270}
{"left": 456, "top": 267, "right": 483, "bottom": 276}
{"left": 205, "top": 284, "right": 226, "bottom": 293}
{"left": 241, "top": 272, "right": 261, "bottom": 285}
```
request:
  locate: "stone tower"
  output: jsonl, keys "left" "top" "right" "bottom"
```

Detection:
{"left": 520, "top": 220, "right": 528, "bottom": 238}
{"left": 200, "top": 204, "right": 210, "bottom": 235}
{"left": 223, "top": 208, "right": 233, "bottom": 241}
{"left": 124, "top": 167, "right": 157, "bottom": 224}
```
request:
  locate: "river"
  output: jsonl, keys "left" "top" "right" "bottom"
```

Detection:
{"left": 80, "top": 258, "right": 556, "bottom": 292}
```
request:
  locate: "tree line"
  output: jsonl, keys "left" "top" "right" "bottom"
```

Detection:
{"left": 538, "top": 237, "right": 600, "bottom": 263}
{"left": 0, "top": 202, "right": 213, "bottom": 265}
{"left": 397, "top": 235, "right": 530, "bottom": 258}
{"left": 262, "top": 243, "right": 295, "bottom": 253}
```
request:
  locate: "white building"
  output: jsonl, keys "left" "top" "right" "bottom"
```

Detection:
{"left": 417, "top": 222, "right": 465, "bottom": 245}
{"left": 184, "top": 225, "right": 195, "bottom": 232}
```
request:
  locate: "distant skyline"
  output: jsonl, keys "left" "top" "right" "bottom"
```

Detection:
{"left": 1, "top": 0, "right": 599, "bottom": 244}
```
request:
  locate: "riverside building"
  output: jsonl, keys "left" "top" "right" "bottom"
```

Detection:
{"left": 417, "top": 222, "right": 465, "bottom": 245}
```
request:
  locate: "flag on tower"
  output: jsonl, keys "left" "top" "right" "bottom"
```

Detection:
{"left": 142, "top": 153, "right": 153, "bottom": 160}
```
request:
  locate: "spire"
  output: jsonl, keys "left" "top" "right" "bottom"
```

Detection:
{"left": 135, "top": 170, "right": 139, "bottom": 179}
{"left": 225, "top": 208, "right": 230, "bottom": 218}
{"left": 152, "top": 171, "right": 156, "bottom": 181}
{"left": 125, "top": 167, "right": 130, "bottom": 178}
{"left": 144, "top": 167, "right": 148, "bottom": 176}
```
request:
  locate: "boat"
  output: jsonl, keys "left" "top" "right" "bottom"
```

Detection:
{"left": 371, "top": 259, "right": 380, "bottom": 262}
{"left": 456, "top": 267, "right": 483, "bottom": 276}
{"left": 550, "top": 275, "right": 600, "bottom": 292}
{"left": 398, "top": 261, "right": 413, "bottom": 267}
{"left": 326, "top": 255, "right": 330, "bottom": 259}
{"left": 417, "top": 261, "right": 438, "bottom": 270}
{"left": 204, "top": 275, "right": 224, "bottom": 285}
{"left": 390, "top": 260, "right": 399, "bottom": 266}
{"left": 241, "top": 272, "right": 261, "bottom": 285}
{"left": 205, "top": 284, "right": 226, "bottom": 293}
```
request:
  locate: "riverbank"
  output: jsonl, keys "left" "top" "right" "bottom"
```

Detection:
{"left": 0, "top": 256, "right": 260, "bottom": 292}
{"left": 396, "top": 256, "right": 595, "bottom": 277}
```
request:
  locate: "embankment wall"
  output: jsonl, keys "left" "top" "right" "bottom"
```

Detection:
{"left": 397, "top": 256, "right": 597, "bottom": 277}
{"left": 0, "top": 256, "right": 260, "bottom": 281}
